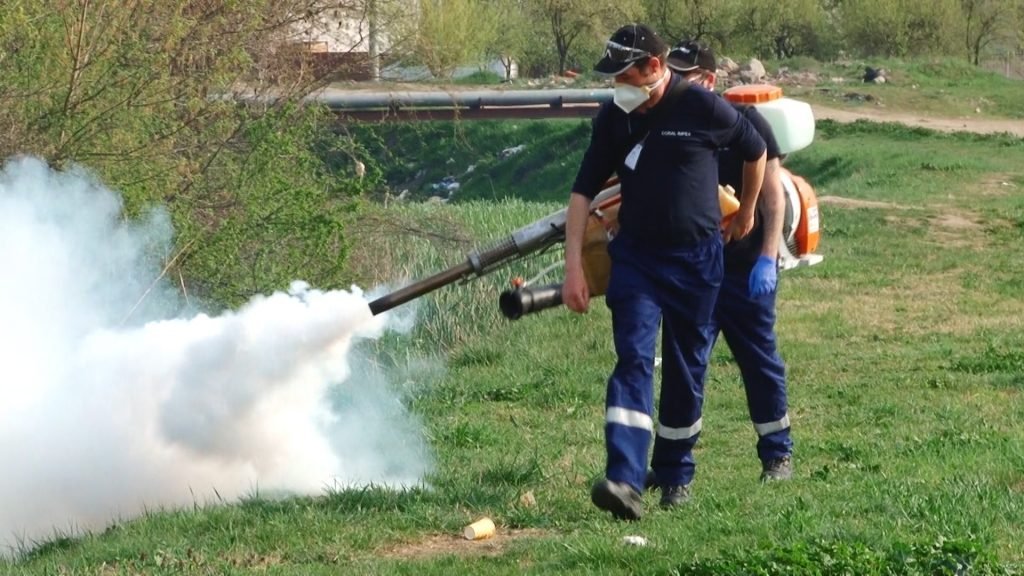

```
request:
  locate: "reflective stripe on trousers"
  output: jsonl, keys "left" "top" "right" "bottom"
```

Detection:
{"left": 713, "top": 268, "right": 793, "bottom": 462}
{"left": 603, "top": 233, "right": 722, "bottom": 491}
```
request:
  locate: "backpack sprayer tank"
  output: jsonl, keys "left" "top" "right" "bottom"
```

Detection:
{"left": 723, "top": 84, "right": 822, "bottom": 269}
{"left": 722, "top": 84, "right": 814, "bottom": 155}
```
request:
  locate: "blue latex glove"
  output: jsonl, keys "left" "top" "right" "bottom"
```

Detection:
{"left": 749, "top": 256, "right": 778, "bottom": 297}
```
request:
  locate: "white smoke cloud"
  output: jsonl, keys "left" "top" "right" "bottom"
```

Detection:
{"left": 0, "top": 157, "right": 432, "bottom": 553}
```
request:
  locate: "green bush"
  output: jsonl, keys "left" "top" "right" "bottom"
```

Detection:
{"left": 0, "top": 0, "right": 378, "bottom": 310}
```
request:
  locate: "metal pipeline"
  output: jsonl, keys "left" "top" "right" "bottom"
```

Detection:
{"left": 229, "top": 87, "right": 613, "bottom": 120}
{"left": 310, "top": 88, "right": 614, "bottom": 110}
{"left": 304, "top": 88, "right": 614, "bottom": 121}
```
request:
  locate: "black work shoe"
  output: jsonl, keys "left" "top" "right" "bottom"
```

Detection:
{"left": 644, "top": 469, "right": 658, "bottom": 490}
{"left": 659, "top": 484, "right": 691, "bottom": 508}
{"left": 760, "top": 455, "right": 793, "bottom": 482}
{"left": 591, "top": 478, "right": 643, "bottom": 521}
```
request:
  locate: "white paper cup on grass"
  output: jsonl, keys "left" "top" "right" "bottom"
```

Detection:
{"left": 622, "top": 535, "right": 648, "bottom": 547}
{"left": 463, "top": 517, "right": 496, "bottom": 540}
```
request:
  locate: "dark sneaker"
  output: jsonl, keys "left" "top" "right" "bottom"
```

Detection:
{"left": 591, "top": 478, "right": 643, "bottom": 521}
{"left": 644, "top": 469, "right": 658, "bottom": 490}
{"left": 659, "top": 484, "right": 691, "bottom": 508}
{"left": 760, "top": 455, "right": 793, "bottom": 482}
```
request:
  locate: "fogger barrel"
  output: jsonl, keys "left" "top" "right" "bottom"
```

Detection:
{"left": 368, "top": 260, "right": 477, "bottom": 315}
{"left": 367, "top": 184, "right": 622, "bottom": 316}
{"left": 367, "top": 209, "right": 569, "bottom": 315}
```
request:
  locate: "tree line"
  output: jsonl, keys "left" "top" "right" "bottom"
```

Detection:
{"left": 391, "top": 0, "right": 1024, "bottom": 78}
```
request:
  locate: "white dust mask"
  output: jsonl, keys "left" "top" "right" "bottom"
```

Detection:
{"left": 613, "top": 70, "right": 668, "bottom": 113}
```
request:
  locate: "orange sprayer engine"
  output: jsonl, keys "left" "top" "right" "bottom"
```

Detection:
{"left": 778, "top": 168, "right": 823, "bottom": 269}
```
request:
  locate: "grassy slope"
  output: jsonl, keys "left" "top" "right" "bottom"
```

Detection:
{"left": 771, "top": 57, "right": 1024, "bottom": 120}
{"left": 349, "top": 118, "right": 591, "bottom": 203}
{"left": 355, "top": 58, "right": 1024, "bottom": 205}
{"left": 7, "top": 66, "right": 1024, "bottom": 575}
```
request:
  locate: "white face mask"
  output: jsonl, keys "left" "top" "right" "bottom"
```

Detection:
{"left": 613, "top": 70, "right": 668, "bottom": 113}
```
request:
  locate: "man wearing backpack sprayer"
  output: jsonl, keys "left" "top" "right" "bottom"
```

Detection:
{"left": 562, "top": 23, "right": 767, "bottom": 520}
{"left": 655, "top": 40, "right": 794, "bottom": 483}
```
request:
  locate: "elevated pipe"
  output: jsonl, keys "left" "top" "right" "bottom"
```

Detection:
{"left": 311, "top": 88, "right": 613, "bottom": 122}
{"left": 309, "top": 88, "right": 614, "bottom": 110}
{"left": 232, "top": 88, "right": 614, "bottom": 121}
{"left": 331, "top": 105, "right": 603, "bottom": 122}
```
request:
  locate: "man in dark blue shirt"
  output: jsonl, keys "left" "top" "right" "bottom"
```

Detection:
{"left": 562, "top": 23, "right": 767, "bottom": 520}
{"left": 663, "top": 40, "right": 794, "bottom": 483}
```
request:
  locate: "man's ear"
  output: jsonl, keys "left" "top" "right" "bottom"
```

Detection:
{"left": 650, "top": 56, "right": 666, "bottom": 76}
{"left": 639, "top": 57, "right": 662, "bottom": 78}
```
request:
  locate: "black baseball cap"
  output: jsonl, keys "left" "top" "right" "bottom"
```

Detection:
{"left": 667, "top": 39, "right": 717, "bottom": 73}
{"left": 593, "top": 23, "right": 670, "bottom": 76}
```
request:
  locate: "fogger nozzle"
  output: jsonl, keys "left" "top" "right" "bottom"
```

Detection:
{"left": 499, "top": 284, "right": 563, "bottom": 320}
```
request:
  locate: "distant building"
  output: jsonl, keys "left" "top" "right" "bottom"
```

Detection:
{"left": 293, "top": 5, "right": 376, "bottom": 54}
{"left": 288, "top": 2, "right": 383, "bottom": 81}
{"left": 288, "top": 2, "right": 517, "bottom": 82}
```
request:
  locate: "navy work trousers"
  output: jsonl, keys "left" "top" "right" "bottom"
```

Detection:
{"left": 713, "top": 267, "right": 792, "bottom": 462}
{"left": 603, "top": 233, "right": 723, "bottom": 492}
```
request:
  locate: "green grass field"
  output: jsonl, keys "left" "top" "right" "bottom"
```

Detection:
{"left": 7, "top": 110, "right": 1024, "bottom": 573}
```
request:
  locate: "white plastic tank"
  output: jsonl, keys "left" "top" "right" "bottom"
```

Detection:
{"left": 723, "top": 85, "right": 815, "bottom": 155}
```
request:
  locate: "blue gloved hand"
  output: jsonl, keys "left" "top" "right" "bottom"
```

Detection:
{"left": 749, "top": 256, "right": 778, "bottom": 297}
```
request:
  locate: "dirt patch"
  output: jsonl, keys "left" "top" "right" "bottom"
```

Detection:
{"left": 931, "top": 212, "right": 982, "bottom": 231}
{"left": 788, "top": 271, "right": 1024, "bottom": 339}
{"left": 927, "top": 210, "right": 986, "bottom": 249}
{"left": 219, "top": 551, "right": 285, "bottom": 569}
{"left": 819, "top": 199, "right": 988, "bottom": 248}
{"left": 818, "top": 195, "right": 907, "bottom": 210}
{"left": 381, "top": 528, "right": 548, "bottom": 560}
{"left": 977, "top": 175, "right": 1019, "bottom": 197}
{"left": 812, "top": 105, "right": 1024, "bottom": 137}
{"left": 1008, "top": 476, "right": 1024, "bottom": 494}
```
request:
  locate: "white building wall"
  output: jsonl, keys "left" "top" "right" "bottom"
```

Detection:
{"left": 292, "top": 6, "right": 374, "bottom": 53}
{"left": 290, "top": 1, "right": 518, "bottom": 80}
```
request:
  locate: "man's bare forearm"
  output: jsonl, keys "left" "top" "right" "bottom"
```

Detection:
{"left": 564, "top": 192, "right": 592, "bottom": 269}
{"left": 759, "top": 158, "right": 784, "bottom": 258}
{"left": 738, "top": 150, "right": 767, "bottom": 219}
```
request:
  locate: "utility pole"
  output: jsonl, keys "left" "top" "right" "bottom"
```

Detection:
{"left": 368, "top": 0, "right": 380, "bottom": 81}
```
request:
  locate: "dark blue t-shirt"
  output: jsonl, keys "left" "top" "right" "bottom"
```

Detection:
{"left": 572, "top": 75, "right": 766, "bottom": 247}
{"left": 718, "top": 105, "right": 782, "bottom": 271}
